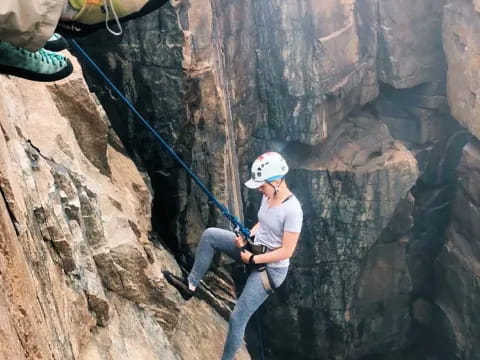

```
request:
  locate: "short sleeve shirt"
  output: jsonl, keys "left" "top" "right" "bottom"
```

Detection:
{"left": 254, "top": 195, "right": 303, "bottom": 267}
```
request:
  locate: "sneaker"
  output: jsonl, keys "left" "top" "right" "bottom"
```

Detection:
{"left": 163, "top": 271, "right": 196, "bottom": 301}
{"left": 44, "top": 33, "right": 69, "bottom": 52}
{"left": 0, "top": 41, "right": 73, "bottom": 82}
{"left": 56, "top": 0, "right": 169, "bottom": 37}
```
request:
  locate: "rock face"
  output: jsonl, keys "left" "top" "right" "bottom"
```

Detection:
{"left": 74, "top": 0, "right": 477, "bottom": 359}
{"left": 0, "top": 60, "right": 250, "bottom": 360}
{"left": 434, "top": 142, "right": 480, "bottom": 360}
{"left": 77, "top": 0, "right": 383, "bottom": 255}
{"left": 443, "top": 0, "right": 480, "bottom": 140}
{"left": 432, "top": 1, "right": 480, "bottom": 359}
{"left": 372, "top": 81, "right": 468, "bottom": 359}
{"left": 224, "top": 0, "right": 378, "bottom": 147}
{"left": 77, "top": 3, "right": 244, "bottom": 262}
{"left": 2, "top": 0, "right": 480, "bottom": 359}
{"left": 377, "top": 0, "right": 446, "bottom": 88}
{"left": 261, "top": 113, "right": 419, "bottom": 359}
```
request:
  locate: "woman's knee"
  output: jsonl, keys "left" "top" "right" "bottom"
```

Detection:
{"left": 200, "top": 227, "right": 217, "bottom": 244}
{"left": 201, "top": 227, "right": 232, "bottom": 246}
{"left": 202, "top": 227, "right": 217, "bottom": 239}
{"left": 207, "top": 226, "right": 233, "bottom": 239}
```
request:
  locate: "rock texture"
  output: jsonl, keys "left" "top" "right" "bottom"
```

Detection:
{"left": 77, "top": 3, "right": 244, "bottom": 262}
{"left": 377, "top": 0, "right": 446, "bottom": 88}
{"left": 0, "top": 58, "right": 250, "bottom": 360}
{"left": 226, "top": 0, "right": 378, "bottom": 147}
{"left": 261, "top": 113, "right": 419, "bottom": 359}
{"left": 431, "top": 1, "right": 480, "bottom": 359}
{"left": 443, "top": 0, "right": 480, "bottom": 140}
{"left": 3, "top": 0, "right": 480, "bottom": 359}
{"left": 434, "top": 142, "right": 480, "bottom": 360}
{"left": 75, "top": 0, "right": 471, "bottom": 359}
{"left": 373, "top": 81, "right": 469, "bottom": 359}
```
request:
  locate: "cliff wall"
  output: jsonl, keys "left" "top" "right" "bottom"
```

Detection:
{"left": 1, "top": 0, "right": 479, "bottom": 359}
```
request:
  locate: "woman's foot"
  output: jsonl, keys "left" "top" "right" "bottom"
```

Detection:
{"left": 0, "top": 41, "right": 73, "bottom": 82}
{"left": 163, "top": 271, "right": 197, "bottom": 300}
{"left": 56, "top": 0, "right": 170, "bottom": 37}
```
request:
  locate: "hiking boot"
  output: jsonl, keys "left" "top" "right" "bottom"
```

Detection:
{"left": 44, "top": 33, "right": 69, "bottom": 52}
{"left": 56, "top": 0, "right": 169, "bottom": 37}
{"left": 0, "top": 41, "right": 73, "bottom": 82}
{"left": 163, "top": 271, "right": 196, "bottom": 301}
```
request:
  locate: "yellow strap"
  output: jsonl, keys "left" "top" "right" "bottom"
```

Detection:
{"left": 69, "top": 0, "right": 86, "bottom": 11}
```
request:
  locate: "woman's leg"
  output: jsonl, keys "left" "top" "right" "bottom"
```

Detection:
{"left": 188, "top": 227, "right": 241, "bottom": 288}
{"left": 221, "top": 267, "right": 288, "bottom": 360}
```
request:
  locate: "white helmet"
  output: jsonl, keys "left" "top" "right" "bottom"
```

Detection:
{"left": 244, "top": 152, "right": 289, "bottom": 189}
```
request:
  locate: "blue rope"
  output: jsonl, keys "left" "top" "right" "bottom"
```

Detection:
{"left": 70, "top": 40, "right": 251, "bottom": 239}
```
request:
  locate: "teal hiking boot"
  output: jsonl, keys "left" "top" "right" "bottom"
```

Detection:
{"left": 0, "top": 41, "right": 73, "bottom": 82}
{"left": 44, "top": 33, "right": 69, "bottom": 52}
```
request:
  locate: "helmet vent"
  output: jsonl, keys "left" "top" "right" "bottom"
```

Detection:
{"left": 246, "top": 152, "right": 289, "bottom": 187}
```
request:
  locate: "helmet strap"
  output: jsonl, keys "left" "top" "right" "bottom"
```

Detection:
{"left": 266, "top": 178, "right": 283, "bottom": 196}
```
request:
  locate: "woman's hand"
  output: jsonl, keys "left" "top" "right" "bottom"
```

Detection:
{"left": 240, "top": 249, "right": 254, "bottom": 264}
{"left": 234, "top": 234, "right": 247, "bottom": 249}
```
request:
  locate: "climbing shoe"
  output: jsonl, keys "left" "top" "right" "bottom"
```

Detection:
{"left": 44, "top": 33, "right": 69, "bottom": 52}
{"left": 163, "top": 271, "right": 196, "bottom": 301}
{"left": 0, "top": 41, "right": 73, "bottom": 82}
{"left": 56, "top": 0, "right": 170, "bottom": 37}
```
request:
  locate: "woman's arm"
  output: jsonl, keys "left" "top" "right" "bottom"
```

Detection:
{"left": 240, "top": 231, "right": 300, "bottom": 264}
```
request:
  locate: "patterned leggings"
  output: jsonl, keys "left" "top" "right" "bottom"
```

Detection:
{"left": 188, "top": 227, "right": 288, "bottom": 360}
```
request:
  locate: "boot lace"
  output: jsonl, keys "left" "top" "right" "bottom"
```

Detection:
{"left": 21, "top": 48, "right": 66, "bottom": 68}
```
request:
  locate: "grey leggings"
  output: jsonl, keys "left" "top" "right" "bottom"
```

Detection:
{"left": 188, "top": 227, "right": 288, "bottom": 360}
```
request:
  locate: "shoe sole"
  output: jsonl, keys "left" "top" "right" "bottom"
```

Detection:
{"left": 163, "top": 271, "right": 195, "bottom": 300}
{"left": 0, "top": 60, "right": 74, "bottom": 82}
{"left": 56, "top": 0, "right": 169, "bottom": 37}
{"left": 163, "top": 271, "right": 233, "bottom": 319}
{"left": 44, "top": 38, "right": 69, "bottom": 52}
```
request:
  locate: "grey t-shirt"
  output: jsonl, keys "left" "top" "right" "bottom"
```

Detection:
{"left": 254, "top": 194, "right": 303, "bottom": 268}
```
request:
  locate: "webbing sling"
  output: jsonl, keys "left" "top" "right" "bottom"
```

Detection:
{"left": 260, "top": 271, "right": 273, "bottom": 294}
{"left": 70, "top": 40, "right": 267, "bottom": 360}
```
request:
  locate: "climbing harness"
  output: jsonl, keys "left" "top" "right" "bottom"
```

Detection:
{"left": 70, "top": 40, "right": 273, "bottom": 360}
